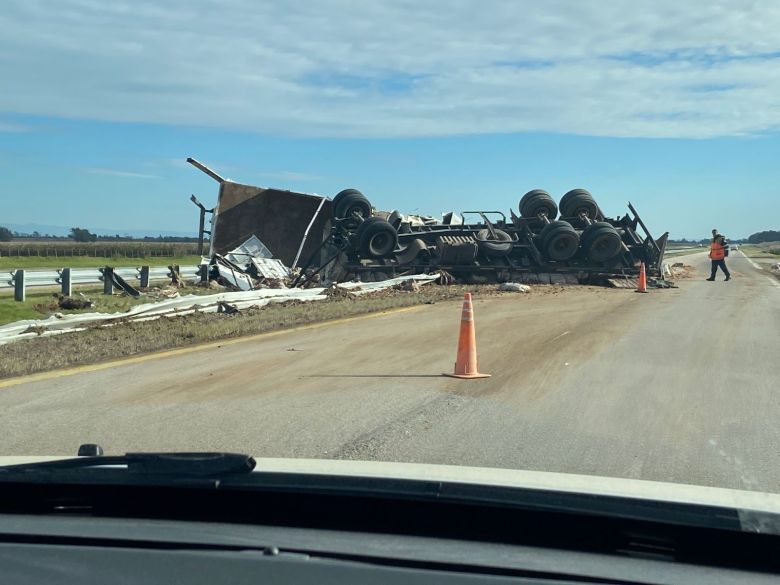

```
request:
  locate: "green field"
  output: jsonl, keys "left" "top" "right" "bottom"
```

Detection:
{"left": 0, "top": 255, "right": 202, "bottom": 270}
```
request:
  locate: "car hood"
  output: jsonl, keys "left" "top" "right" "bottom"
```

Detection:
{"left": 2, "top": 455, "right": 780, "bottom": 517}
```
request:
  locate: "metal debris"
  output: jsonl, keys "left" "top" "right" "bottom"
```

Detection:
{"left": 226, "top": 235, "right": 274, "bottom": 265}
{"left": 499, "top": 282, "right": 531, "bottom": 293}
{"left": 217, "top": 301, "right": 240, "bottom": 315}
{"left": 249, "top": 258, "right": 290, "bottom": 280}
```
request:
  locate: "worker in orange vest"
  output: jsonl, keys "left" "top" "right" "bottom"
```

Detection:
{"left": 707, "top": 228, "right": 731, "bottom": 281}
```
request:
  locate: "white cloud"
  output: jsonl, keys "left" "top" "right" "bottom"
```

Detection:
{"left": 0, "top": 121, "right": 31, "bottom": 132}
{"left": 2, "top": 0, "right": 780, "bottom": 138}
{"left": 85, "top": 168, "right": 159, "bottom": 179}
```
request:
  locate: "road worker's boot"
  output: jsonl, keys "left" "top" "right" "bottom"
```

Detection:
{"left": 725, "top": 275, "right": 731, "bottom": 281}
{"left": 706, "top": 277, "right": 715, "bottom": 281}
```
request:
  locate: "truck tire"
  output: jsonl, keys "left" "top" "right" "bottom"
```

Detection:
{"left": 333, "top": 190, "right": 372, "bottom": 225}
{"left": 387, "top": 210, "right": 403, "bottom": 230}
{"left": 539, "top": 220, "right": 580, "bottom": 261}
{"left": 357, "top": 217, "right": 398, "bottom": 258}
{"left": 475, "top": 228, "right": 513, "bottom": 257}
{"left": 581, "top": 222, "right": 623, "bottom": 262}
{"left": 559, "top": 188, "right": 599, "bottom": 220}
{"left": 519, "top": 189, "right": 558, "bottom": 220}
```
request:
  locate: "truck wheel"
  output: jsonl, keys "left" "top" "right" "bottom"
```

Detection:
{"left": 333, "top": 188, "right": 363, "bottom": 209}
{"left": 560, "top": 188, "right": 599, "bottom": 220}
{"left": 581, "top": 222, "right": 623, "bottom": 262}
{"left": 519, "top": 189, "right": 558, "bottom": 220}
{"left": 540, "top": 220, "right": 580, "bottom": 261}
{"left": 475, "top": 228, "right": 513, "bottom": 257}
{"left": 334, "top": 190, "right": 372, "bottom": 228}
{"left": 357, "top": 217, "right": 398, "bottom": 258}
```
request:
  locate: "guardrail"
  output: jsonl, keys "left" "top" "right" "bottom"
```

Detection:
{"left": 2, "top": 265, "right": 202, "bottom": 301}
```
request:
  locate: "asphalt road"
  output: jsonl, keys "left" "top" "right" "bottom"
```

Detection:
{"left": 2, "top": 251, "right": 779, "bottom": 492}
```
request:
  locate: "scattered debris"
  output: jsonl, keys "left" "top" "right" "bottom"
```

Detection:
{"left": 110, "top": 271, "right": 141, "bottom": 297}
{"left": 499, "top": 282, "right": 532, "bottom": 293}
{"left": 260, "top": 278, "right": 286, "bottom": 289}
{"left": 606, "top": 277, "right": 638, "bottom": 289}
{"left": 436, "top": 270, "right": 455, "bottom": 285}
{"left": 169, "top": 265, "right": 185, "bottom": 288}
{"left": 55, "top": 294, "right": 94, "bottom": 310}
{"left": 669, "top": 264, "right": 695, "bottom": 279}
{"left": 21, "top": 325, "right": 46, "bottom": 336}
{"left": 214, "top": 255, "right": 254, "bottom": 291}
{"left": 249, "top": 258, "right": 290, "bottom": 281}
{"left": 197, "top": 280, "right": 223, "bottom": 290}
{"left": 143, "top": 287, "right": 181, "bottom": 299}
{"left": 325, "top": 285, "right": 358, "bottom": 300}
{"left": 216, "top": 301, "right": 240, "bottom": 315}
{"left": 648, "top": 278, "right": 678, "bottom": 289}
{"left": 392, "top": 279, "right": 421, "bottom": 293}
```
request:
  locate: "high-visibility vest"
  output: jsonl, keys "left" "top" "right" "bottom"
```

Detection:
{"left": 710, "top": 239, "right": 725, "bottom": 260}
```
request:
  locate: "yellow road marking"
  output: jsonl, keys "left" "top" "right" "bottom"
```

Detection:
{"left": 0, "top": 305, "right": 426, "bottom": 389}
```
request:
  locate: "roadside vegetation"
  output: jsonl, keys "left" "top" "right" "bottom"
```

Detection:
{"left": 739, "top": 243, "right": 780, "bottom": 258}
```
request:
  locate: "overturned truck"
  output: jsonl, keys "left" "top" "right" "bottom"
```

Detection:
{"left": 312, "top": 188, "right": 668, "bottom": 286}
{"left": 191, "top": 159, "right": 667, "bottom": 287}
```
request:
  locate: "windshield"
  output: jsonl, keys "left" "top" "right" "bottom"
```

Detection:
{"left": 1, "top": 1, "right": 779, "bottom": 504}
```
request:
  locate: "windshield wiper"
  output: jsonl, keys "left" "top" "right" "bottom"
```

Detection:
{"left": 0, "top": 452, "right": 256, "bottom": 477}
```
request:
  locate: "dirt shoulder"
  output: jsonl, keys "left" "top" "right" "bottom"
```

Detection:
{"left": 1, "top": 283, "right": 573, "bottom": 380}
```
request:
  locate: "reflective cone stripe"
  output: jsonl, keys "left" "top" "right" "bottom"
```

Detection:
{"left": 444, "top": 293, "right": 491, "bottom": 379}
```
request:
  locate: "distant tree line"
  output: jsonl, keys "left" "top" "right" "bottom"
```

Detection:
{"left": 0, "top": 226, "right": 203, "bottom": 243}
{"left": 747, "top": 230, "right": 780, "bottom": 244}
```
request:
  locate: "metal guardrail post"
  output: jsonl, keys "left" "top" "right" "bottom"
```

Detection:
{"left": 61, "top": 268, "right": 72, "bottom": 296}
{"left": 13, "top": 269, "right": 25, "bottom": 302}
{"left": 168, "top": 264, "right": 180, "bottom": 286}
{"left": 102, "top": 267, "right": 114, "bottom": 295}
{"left": 139, "top": 265, "right": 150, "bottom": 288}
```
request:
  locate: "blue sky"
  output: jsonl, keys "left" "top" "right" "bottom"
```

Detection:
{"left": 2, "top": 1, "right": 780, "bottom": 239}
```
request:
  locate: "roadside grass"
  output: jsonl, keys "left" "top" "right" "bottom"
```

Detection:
{"left": 739, "top": 244, "right": 780, "bottom": 258}
{"left": 0, "top": 255, "right": 202, "bottom": 270}
{"left": 0, "top": 285, "right": 508, "bottom": 379}
{"left": 664, "top": 249, "right": 706, "bottom": 258}
{"left": 0, "top": 285, "right": 213, "bottom": 326}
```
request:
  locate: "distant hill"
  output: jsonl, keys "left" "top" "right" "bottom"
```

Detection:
{"left": 3, "top": 223, "right": 197, "bottom": 239}
{"left": 747, "top": 230, "right": 780, "bottom": 244}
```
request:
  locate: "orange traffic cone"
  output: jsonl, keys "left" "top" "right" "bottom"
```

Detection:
{"left": 444, "top": 293, "right": 491, "bottom": 379}
{"left": 636, "top": 261, "right": 648, "bottom": 293}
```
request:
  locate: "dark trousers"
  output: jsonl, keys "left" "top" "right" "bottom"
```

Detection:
{"left": 710, "top": 259, "right": 730, "bottom": 278}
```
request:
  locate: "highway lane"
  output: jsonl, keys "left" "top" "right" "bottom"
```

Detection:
{"left": 2, "top": 251, "right": 778, "bottom": 492}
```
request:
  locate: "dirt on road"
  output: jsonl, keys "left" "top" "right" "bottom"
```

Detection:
{"left": 0, "top": 282, "right": 615, "bottom": 380}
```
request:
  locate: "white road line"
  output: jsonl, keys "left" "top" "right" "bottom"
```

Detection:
{"left": 740, "top": 250, "right": 763, "bottom": 270}
{"left": 737, "top": 251, "right": 780, "bottom": 289}
{"left": 550, "top": 331, "right": 570, "bottom": 342}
